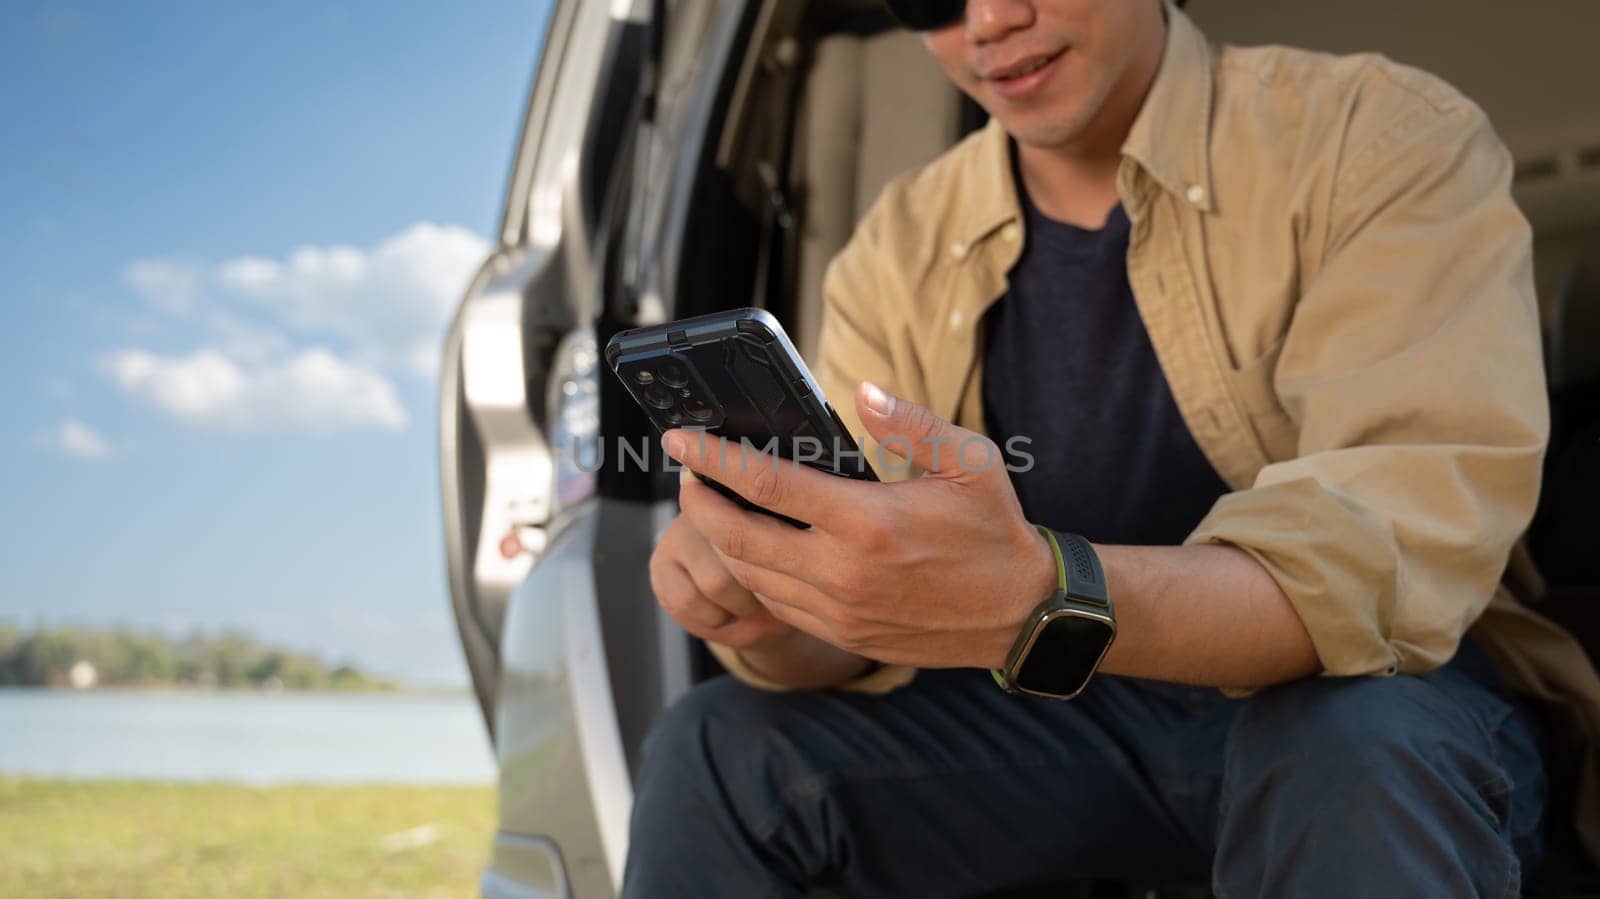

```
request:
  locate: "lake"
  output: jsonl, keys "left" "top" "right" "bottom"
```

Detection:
{"left": 0, "top": 689, "right": 497, "bottom": 784}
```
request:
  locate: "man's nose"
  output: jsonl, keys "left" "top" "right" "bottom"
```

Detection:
{"left": 964, "top": 0, "right": 1035, "bottom": 44}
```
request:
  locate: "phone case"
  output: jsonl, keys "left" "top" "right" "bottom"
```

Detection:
{"left": 605, "top": 308, "right": 877, "bottom": 526}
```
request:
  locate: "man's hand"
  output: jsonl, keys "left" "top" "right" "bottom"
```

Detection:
{"left": 649, "top": 512, "right": 879, "bottom": 687}
{"left": 664, "top": 381, "right": 1057, "bottom": 671}
{"left": 648, "top": 513, "right": 797, "bottom": 650}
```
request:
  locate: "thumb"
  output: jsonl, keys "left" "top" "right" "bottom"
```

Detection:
{"left": 855, "top": 381, "right": 997, "bottom": 478}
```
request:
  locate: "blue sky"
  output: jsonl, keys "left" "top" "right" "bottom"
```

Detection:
{"left": 1, "top": 0, "right": 554, "bottom": 685}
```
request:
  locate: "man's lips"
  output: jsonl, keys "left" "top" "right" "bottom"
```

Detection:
{"left": 982, "top": 48, "right": 1066, "bottom": 82}
{"left": 982, "top": 48, "right": 1066, "bottom": 100}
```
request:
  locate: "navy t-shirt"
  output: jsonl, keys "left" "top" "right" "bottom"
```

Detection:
{"left": 981, "top": 165, "right": 1230, "bottom": 546}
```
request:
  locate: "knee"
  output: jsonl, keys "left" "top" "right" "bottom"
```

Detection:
{"left": 636, "top": 674, "right": 821, "bottom": 804}
{"left": 1217, "top": 675, "right": 1525, "bottom": 897}
{"left": 1224, "top": 673, "right": 1505, "bottom": 811}
{"left": 1232, "top": 675, "right": 1416, "bottom": 765}
{"left": 640, "top": 675, "right": 769, "bottom": 776}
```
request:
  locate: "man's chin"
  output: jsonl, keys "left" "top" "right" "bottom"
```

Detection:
{"left": 975, "top": 88, "right": 1080, "bottom": 140}
{"left": 996, "top": 114, "right": 1090, "bottom": 153}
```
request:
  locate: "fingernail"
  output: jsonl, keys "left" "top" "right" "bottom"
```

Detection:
{"left": 679, "top": 467, "right": 698, "bottom": 485}
{"left": 661, "top": 431, "right": 684, "bottom": 459}
{"left": 863, "top": 381, "right": 893, "bottom": 416}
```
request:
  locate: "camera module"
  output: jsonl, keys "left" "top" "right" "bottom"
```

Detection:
{"left": 658, "top": 360, "right": 690, "bottom": 389}
{"left": 683, "top": 397, "right": 714, "bottom": 422}
{"left": 643, "top": 384, "right": 675, "bottom": 410}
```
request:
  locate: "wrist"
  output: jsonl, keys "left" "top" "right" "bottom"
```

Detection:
{"left": 993, "top": 528, "right": 1118, "bottom": 698}
{"left": 1022, "top": 527, "right": 1060, "bottom": 612}
{"left": 739, "top": 623, "right": 804, "bottom": 655}
{"left": 988, "top": 526, "right": 1062, "bottom": 668}
{"left": 734, "top": 627, "right": 874, "bottom": 689}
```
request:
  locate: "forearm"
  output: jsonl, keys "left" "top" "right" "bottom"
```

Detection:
{"left": 1092, "top": 543, "right": 1320, "bottom": 689}
{"left": 731, "top": 627, "right": 876, "bottom": 690}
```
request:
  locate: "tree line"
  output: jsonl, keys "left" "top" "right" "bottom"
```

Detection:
{"left": 0, "top": 624, "right": 394, "bottom": 691}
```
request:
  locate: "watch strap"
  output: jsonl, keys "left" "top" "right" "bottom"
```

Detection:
{"left": 1037, "top": 527, "right": 1110, "bottom": 607}
{"left": 991, "top": 527, "right": 1112, "bottom": 693}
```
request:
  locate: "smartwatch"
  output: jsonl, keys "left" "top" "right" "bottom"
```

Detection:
{"left": 991, "top": 526, "right": 1116, "bottom": 699}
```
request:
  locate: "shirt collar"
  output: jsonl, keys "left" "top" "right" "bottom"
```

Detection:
{"left": 956, "top": 1, "right": 1216, "bottom": 248}
{"left": 1121, "top": 2, "right": 1216, "bottom": 213}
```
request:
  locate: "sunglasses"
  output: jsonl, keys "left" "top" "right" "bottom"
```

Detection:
{"left": 884, "top": 0, "right": 1187, "bottom": 32}
{"left": 883, "top": 0, "right": 965, "bottom": 30}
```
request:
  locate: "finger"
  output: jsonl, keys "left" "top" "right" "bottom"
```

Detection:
{"left": 649, "top": 558, "right": 735, "bottom": 633}
{"left": 720, "top": 555, "right": 850, "bottom": 647}
{"left": 677, "top": 523, "right": 767, "bottom": 619}
{"left": 701, "top": 605, "right": 793, "bottom": 650}
{"left": 855, "top": 381, "right": 1000, "bottom": 480}
{"left": 677, "top": 467, "right": 822, "bottom": 575}
{"left": 760, "top": 600, "right": 837, "bottom": 647}
{"left": 662, "top": 429, "right": 860, "bottom": 527}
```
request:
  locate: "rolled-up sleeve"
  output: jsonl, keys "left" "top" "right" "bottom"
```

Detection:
{"left": 1187, "top": 98, "right": 1549, "bottom": 680}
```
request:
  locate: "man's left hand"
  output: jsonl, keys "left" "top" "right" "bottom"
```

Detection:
{"left": 664, "top": 381, "right": 1056, "bottom": 671}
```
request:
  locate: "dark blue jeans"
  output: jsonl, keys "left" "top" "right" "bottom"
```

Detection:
{"left": 622, "top": 638, "right": 1546, "bottom": 898}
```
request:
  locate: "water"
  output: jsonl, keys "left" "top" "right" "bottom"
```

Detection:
{"left": 0, "top": 689, "right": 497, "bottom": 784}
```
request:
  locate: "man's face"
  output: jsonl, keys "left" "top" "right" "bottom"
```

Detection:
{"left": 920, "top": 0, "right": 1163, "bottom": 151}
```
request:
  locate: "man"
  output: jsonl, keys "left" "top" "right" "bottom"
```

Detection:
{"left": 624, "top": 0, "right": 1557, "bottom": 895}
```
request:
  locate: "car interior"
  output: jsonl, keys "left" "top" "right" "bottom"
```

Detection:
{"left": 621, "top": 0, "right": 1600, "bottom": 893}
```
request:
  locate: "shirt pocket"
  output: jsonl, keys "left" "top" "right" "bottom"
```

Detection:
{"left": 1227, "top": 336, "right": 1299, "bottom": 464}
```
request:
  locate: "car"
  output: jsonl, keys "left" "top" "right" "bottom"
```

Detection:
{"left": 438, "top": 1, "right": 1600, "bottom": 896}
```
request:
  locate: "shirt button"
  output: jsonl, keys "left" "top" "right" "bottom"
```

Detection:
{"left": 1000, "top": 223, "right": 1020, "bottom": 242}
{"left": 949, "top": 241, "right": 968, "bottom": 260}
{"left": 1185, "top": 184, "right": 1207, "bottom": 206}
{"left": 949, "top": 309, "right": 964, "bottom": 329}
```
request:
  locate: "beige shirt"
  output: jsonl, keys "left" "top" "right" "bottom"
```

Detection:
{"left": 707, "top": 3, "right": 1600, "bottom": 862}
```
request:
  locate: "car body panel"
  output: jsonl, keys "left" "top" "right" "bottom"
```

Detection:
{"left": 441, "top": 0, "right": 648, "bottom": 731}
{"left": 481, "top": 831, "right": 565, "bottom": 899}
{"left": 493, "top": 501, "right": 622, "bottom": 898}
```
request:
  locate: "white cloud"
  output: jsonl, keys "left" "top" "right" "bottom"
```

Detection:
{"left": 108, "top": 221, "right": 487, "bottom": 434}
{"left": 124, "top": 259, "right": 203, "bottom": 316}
{"left": 38, "top": 419, "right": 114, "bottom": 460}
{"left": 123, "top": 221, "right": 487, "bottom": 379}
{"left": 214, "top": 222, "right": 487, "bottom": 375}
{"left": 102, "top": 347, "right": 407, "bottom": 432}
{"left": 204, "top": 309, "right": 292, "bottom": 365}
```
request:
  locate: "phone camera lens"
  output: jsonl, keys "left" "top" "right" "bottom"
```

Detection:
{"left": 643, "top": 384, "right": 674, "bottom": 410}
{"left": 683, "top": 397, "right": 714, "bottom": 422}
{"left": 634, "top": 370, "right": 655, "bottom": 385}
{"left": 658, "top": 361, "right": 690, "bottom": 388}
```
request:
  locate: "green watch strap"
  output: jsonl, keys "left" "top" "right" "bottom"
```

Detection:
{"left": 1035, "top": 526, "right": 1110, "bottom": 607}
{"left": 991, "top": 527, "right": 1111, "bottom": 691}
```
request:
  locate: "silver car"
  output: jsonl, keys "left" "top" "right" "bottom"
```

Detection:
{"left": 440, "top": 2, "right": 1600, "bottom": 896}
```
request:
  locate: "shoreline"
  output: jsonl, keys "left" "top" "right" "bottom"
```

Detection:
{"left": 0, "top": 689, "right": 496, "bottom": 784}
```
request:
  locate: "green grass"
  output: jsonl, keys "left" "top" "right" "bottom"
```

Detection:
{"left": 0, "top": 778, "right": 495, "bottom": 899}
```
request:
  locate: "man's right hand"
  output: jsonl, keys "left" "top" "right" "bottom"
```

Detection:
{"left": 649, "top": 508, "right": 877, "bottom": 688}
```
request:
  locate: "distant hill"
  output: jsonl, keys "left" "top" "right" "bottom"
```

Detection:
{"left": 0, "top": 625, "right": 396, "bottom": 691}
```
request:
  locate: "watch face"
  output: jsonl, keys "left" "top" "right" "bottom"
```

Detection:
{"left": 1015, "top": 610, "right": 1115, "bottom": 697}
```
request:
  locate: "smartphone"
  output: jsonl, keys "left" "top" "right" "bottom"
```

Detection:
{"left": 605, "top": 307, "right": 877, "bottom": 526}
